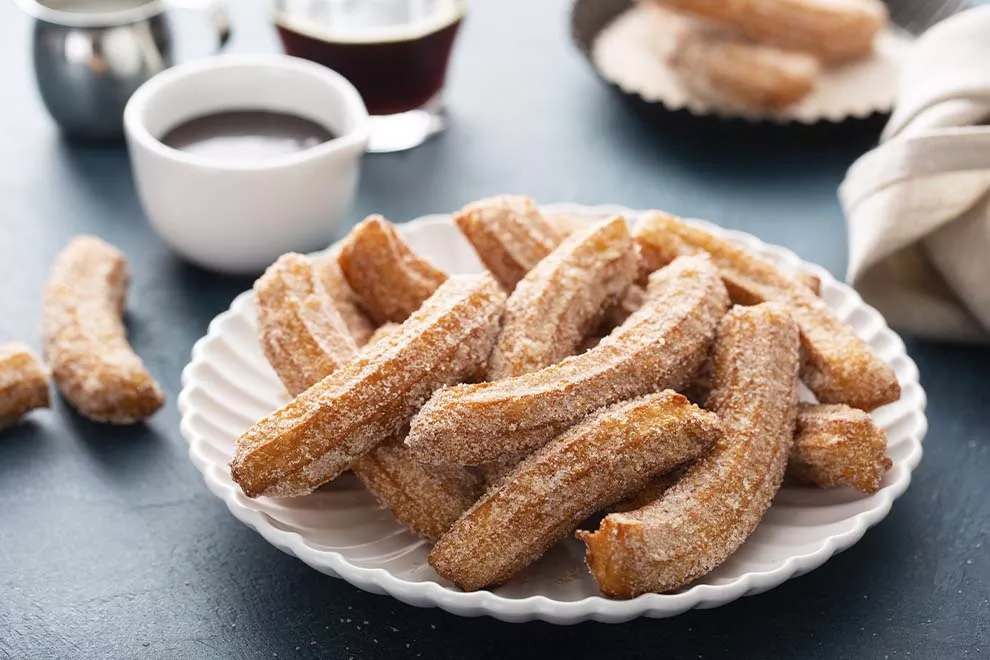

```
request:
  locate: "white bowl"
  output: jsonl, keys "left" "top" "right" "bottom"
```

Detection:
{"left": 124, "top": 54, "right": 369, "bottom": 274}
{"left": 178, "top": 204, "right": 927, "bottom": 624}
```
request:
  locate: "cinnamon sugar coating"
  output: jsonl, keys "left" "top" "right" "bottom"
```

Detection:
{"left": 338, "top": 215, "right": 448, "bottom": 324}
{"left": 789, "top": 403, "right": 890, "bottom": 494}
{"left": 453, "top": 196, "right": 571, "bottom": 291}
{"left": 43, "top": 236, "right": 164, "bottom": 424}
{"left": 487, "top": 216, "right": 638, "bottom": 379}
{"left": 430, "top": 391, "right": 720, "bottom": 591}
{"left": 255, "top": 254, "right": 358, "bottom": 397}
{"left": 405, "top": 255, "right": 729, "bottom": 466}
{"left": 252, "top": 261, "right": 482, "bottom": 536}
{"left": 580, "top": 303, "right": 800, "bottom": 597}
{"left": 231, "top": 274, "right": 505, "bottom": 498}
{"left": 0, "top": 342, "right": 49, "bottom": 429}
{"left": 311, "top": 250, "right": 376, "bottom": 346}
{"left": 635, "top": 211, "right": 899, "bottom": 410}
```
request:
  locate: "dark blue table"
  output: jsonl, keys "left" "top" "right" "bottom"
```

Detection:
{"left": 1, "top": 1, "right": 987, "bottom": 658}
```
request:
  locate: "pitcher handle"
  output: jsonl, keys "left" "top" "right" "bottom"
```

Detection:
{"left": 164, "top": 0, "right": 231, "bottom": 50}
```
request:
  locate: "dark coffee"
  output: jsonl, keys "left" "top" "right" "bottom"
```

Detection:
{"left": 275, "top": 0, "right": 463, "bottom": 116}
{"left": 160, "top": 111, "right": 336, "bottom": 161}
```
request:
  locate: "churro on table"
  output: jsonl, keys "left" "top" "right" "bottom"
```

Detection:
{"left": 231, "top": 273, "right": 504, "bottom": 498}
{"left": 430, "top": 391, "right": 720, "bottom": 591}
{"left": 0, "top": 342, "right": 49, "bottom": 429}
{"left": 635, "top": 212, "right": 900, "bottom": 411}
{"left": 43, "top": 236, "right": 164, "bottom": 424}
{"left": 580, "top": 303, "right": 801, "bottom": 597}
{"left": 405, "top": 255, "right": 729, "bottom": 466}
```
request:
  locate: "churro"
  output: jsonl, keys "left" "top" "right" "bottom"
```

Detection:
{"left": 655, "top": 0, "right": 887, "bottom": 64}
{"left": 789, "top": 403, "right": 890, "bottom": 494}
{"left": 255, "top": 253, "right": 358, "bottom": 397}
{"left": 43, "top": 236, "right": 164, "bottom": 424}
{"left": 453, "top": 196, "right": 570, "bottom": 290}
{"left": 338, "top": 215, "right": 448, "bottom": 324}
{"left": 635, "top": 212, "right": 899, "bottom": 410}
{"left": 0, "top": 342, "right": 49, "bottom": 429}
{"left": 254, "top": 264, "right": 481, "bottom": 537}
{"left": 670, "top": 29, "right": 819, "bottom": 110}
{"left": 487, "top": 216, "right": 638, "bottom": 379}
{"left": 231, "top": 274, "right": 504, "bottom": 498}
{"left": 311, "top": 251, "right": 375, "bottom": 346}
{"left": 353, "top": 439, "right": 483, "bottom": 542}
{"left": 430, "top": 391, "right": 720, "bottom": 591}
{"left": 406, "top": 255, "right": 729, "bottom": 466}
{"left": 580, "top": 303, "right": 800, "bottom": 597}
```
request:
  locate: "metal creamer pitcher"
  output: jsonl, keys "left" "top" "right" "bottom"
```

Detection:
{"left": 19, "top": 0, "right": 230, "bottom": 139}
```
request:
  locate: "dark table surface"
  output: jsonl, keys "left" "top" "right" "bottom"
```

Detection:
{"left": 2, "top": 1, "right": 988, "bottom": 658}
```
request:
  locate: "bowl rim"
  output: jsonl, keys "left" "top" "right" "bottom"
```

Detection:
{"left": 123, "top": 53, "right": 370, "bottom": 172}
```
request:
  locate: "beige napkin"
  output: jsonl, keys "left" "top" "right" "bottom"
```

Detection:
{"left": 839, "top": 6, "right": 990, "bottom": 343}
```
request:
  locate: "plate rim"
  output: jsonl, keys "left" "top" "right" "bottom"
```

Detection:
{"left": 177, "top": 202, "right": 927, "bottom": 624}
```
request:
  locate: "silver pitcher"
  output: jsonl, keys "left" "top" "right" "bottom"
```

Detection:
{"left": 18, "top": 0, "right": 231, "bottom": 139}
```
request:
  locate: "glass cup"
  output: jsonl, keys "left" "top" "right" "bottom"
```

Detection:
{"left": 273, "top": 0, "right": 465, "bottom": 153}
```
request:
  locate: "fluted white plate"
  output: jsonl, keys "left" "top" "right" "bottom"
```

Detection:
{"left": 178, "top": 204, "right": 926, "bottom": 624}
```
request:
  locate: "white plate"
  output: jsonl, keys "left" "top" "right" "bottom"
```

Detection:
{"left": 178, "top": 203, "right": 926, "bottom": 624}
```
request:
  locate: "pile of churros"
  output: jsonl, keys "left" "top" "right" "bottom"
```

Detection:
{"left": 230, "top": 195, "right": 901, "bottom": 598}
{"left": 656, "top": 0, "right": 890, "bottom": 110}
{"left": 0, "top": 236, "right": 164, "bottom": 430}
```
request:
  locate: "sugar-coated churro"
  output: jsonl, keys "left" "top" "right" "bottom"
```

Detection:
{"left": 670, "top": 28, "right": 820, "bottom": 110}
{"left": 0, "top": 342, "right": 49, "bottom": 429}
{"left": 453, "top": 196, "right": 570, "bottom": 291}
{"left": 789, "top": 403, "right": 890, "bottom": 494}
{"left": 430, "top": 391, "right": 720, "bottom": 591}
{"left": 255, "top": 253, "right": 358, "bottom": 397}
{"left": 311, "top": 251, "right": 375, "bottom": 346}
{"left": 406, "top": 255, "right": 729, "bottom": 466}
{"left": 338, "top": 215, "right": 448, "bottom": 324}
{"left": 580, "top": 303, "right": 800, "bottom": 597}
{"left": 655, "top": 0, "right": 887, "bottom": 64}
{"left": 254, "top": 265, "right": 482, "bottom": 537}
{"left": 353, "top": 439, "right": 483, "bottom": 542}
{"left": 634, "top": 212, "right": 899, "bottom": 410}
{"left": 232, "top": 274, "right": 504, "bottom": 498}
{"left": 43, "top": 236, "right": 164, "bottom": 424}
{"left": 487, "top": 216, "right": 638, "bottom": 379}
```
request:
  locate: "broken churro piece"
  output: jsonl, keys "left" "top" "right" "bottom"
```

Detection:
{"left": 231, "top": 274, "right": 504, "bottom": 498}
{"left": 635, "top": 212, "right": 900, "bottom": 410}
{"left": 789, "top": 403, "right": 890, "bottom": 494}
{"left": 406, "top": 255, "right": 729, "bottom": 466}
{"left": 655, "top": 0, "right": 887, "bottom": 64}
{"left": 487, "top": 216, "right": 638, "bottom": 379}
{"left": 338, "top": 215, "right": 448, "bottom": 324}
{"left": 0, "top": 342, "right": 49, "bottom": 429}
{"left": 580, "top": 303, "right": 800, "bottom": 597}
{"left": 255, "top": 253, "right": 358, "bottom": 397}
{"left": 430, "top": 391, "right": 720, "bottom": 591}
{"left": 43, "top": 236, "right": 164, "bottom": 424}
